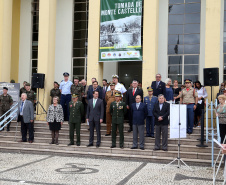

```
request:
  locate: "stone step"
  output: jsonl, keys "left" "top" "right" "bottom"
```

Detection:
{"left": 0, "top": 141, "right": 218, "bottom": 161}
{"left": 0, "top": 130, "right": 211, "bottom": 148}
{"left": 0, "top": 144, "right": 215, "bottom": 166}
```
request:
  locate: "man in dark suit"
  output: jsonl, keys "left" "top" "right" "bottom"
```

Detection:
{"left": 153, "top": 94, "right": 170, "bottom": 151}
{"left": 151, "top": 74, "right": 166, "bottom": 97}
{"left": 17, "top": 93, "right": 34, "bottom": 143}
{"left": 86, "top": 91, "right": 104, "bottom": 147}
{"left": 130, "top": 95, "right": 147, "bottom": 150}
{"left": 126, "top": 80, "right": 143, "bottom": 132}
{"left": 87, "top": 81, "right": 103, "bottom": 100}
{"left": 102, "top": 79, "right": 108, "bottom": 123}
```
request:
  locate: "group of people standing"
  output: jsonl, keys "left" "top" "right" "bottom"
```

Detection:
{"left": 0, "top": 72, "right": 210, "bottom": 150}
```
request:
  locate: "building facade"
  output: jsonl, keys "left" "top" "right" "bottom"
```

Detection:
{"left": 0, "top": 0, "right": 224, "bottom": 118}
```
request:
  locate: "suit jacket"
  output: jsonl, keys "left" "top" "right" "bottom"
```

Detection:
{"left": 46, "top": 104, "right": 64, "bottom": 123}
{"left": 153, "top": 102, "right": 170, "bottom": 126}
{"left": 151, "top": 81, "right": 166, "bottom": 97}
{"left": 86, "top": 98, "right": 104, "bottom": 122}
{"left": 87, "top": 87, "right": 103, "bottom": 100}
{"left": 131, "top": 102, "right": 147, "bottom": 125}
{"left": 69, "top": 101, "right": 84, "bottom": 123}
{"left": 110, "top": 101, "right": 127, "bottom": 124}
{"left": 102, "top": 85, "right": 108, "bottom": 100}
{"left": 17, "top": 100, "right": 34, "bottom": 123}
{"left": 144, "top": 96, "right": 158, "bottom": 117}
{"left": 126, "top": 87, "right": 143, "bottom": 106}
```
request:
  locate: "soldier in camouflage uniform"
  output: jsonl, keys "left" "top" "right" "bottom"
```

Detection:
{"left": 70, "top": 77, "right": 84, "bottom": 101}
{"left": 0, "top": 87, "right": 13, "bottom": 131}
{"left": 25, "top": 83, "right": 36, "bottom": 105}
{"left": 50, "top": 82, "right": 61, "bottom": 104}
{"left": 20, "top": 81, "right": 27, "bottom": 96}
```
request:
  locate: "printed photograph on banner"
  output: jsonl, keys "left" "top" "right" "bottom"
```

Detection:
{"left": 99, "top": 0, "right": 143, "bottom": 61}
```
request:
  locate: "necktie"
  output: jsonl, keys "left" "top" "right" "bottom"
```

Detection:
{"left": 133, "top": 88, "right": 135, "bottom": 96}
{"left": 156, "top": 82, "right": 159, "bottom": 89}
{"left": 103, "top": 87, "right": 106, "bottom": 94}
{"left": 111, "top": 91, "right": 113, "bottom": 96}
{"left": 20, "top": 102, "right": 24, "bottom": 113}
{"left": 93, "top": 99, "right": 96, "bottom": 108}
{"left": 136, "top": 103, "right": 139, "bottom": 109}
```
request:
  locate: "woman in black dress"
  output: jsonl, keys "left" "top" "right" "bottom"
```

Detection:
{"left": 172, "top": 80, "right": 181, "bottom": 104}
{"left": 46, "top": 96, "right": 64, "bottom": 145}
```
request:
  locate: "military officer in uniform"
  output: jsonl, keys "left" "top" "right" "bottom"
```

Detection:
{"left": 20, "top": 81, "right": 27, "bottom": 96}
{"left": 110, "top": 92, "right": 127, "bottom": 149}
{"left": 68, "top": 94, "right": 84, "bottom": 146}
{"left": 25, "top": 83, "right": 36, "bottom": 105}
{"left": 144, "top": 87, "right": 158, "bottom": 137}
{"left": 105, "top": 82, "right": 120, "bottom": 136}
{"left": 70, "top": 76, "right": 84, "bottom": 101}
{"left": 180, "top": 79, "right": 198, "bottom": 134}
{"left": 50, "top": 82, "right": 61, "bottom": 104}
{"left": 107, "top": 74, "right": 127, "bottom": 96}
{"left": 0, "top": 87, "right": 13, "bottom": 131}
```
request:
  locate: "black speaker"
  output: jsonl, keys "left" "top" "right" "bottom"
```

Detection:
{"left": 32, "top": 73, "right": 45, "bottom": 88}
{"left": 203, "top": 68, "right": 219, "bottom": 86}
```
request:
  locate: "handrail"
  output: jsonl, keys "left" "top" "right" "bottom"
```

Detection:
{"left": 0, "top": 103, "right": 18, "bottom": 131}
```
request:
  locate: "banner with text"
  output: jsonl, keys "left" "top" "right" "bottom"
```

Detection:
{"left": 99, "top": 0, "right": 143, "bottom": 62}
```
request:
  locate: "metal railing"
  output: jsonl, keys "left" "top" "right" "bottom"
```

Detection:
{"left": 205, "top": 99, "right": 221, "bottom": 167}
{"left": 0, "top": 103, "right": 18, "bottom": 131}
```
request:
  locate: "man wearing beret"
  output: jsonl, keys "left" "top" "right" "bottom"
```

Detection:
{"left": 110, "top": 92, "right": 127, "bottom": 149}
{"left": 50, "top": 82, "right": 61, "bottom": 104}
{"left": 0, "top": 87, "right": 13, "bottom": 131}
{"left": 70, "top": 76, "right": 84, "bottom": 102}
{"left": 59, "top": 72, "right": 73, "bottom": 121}
{"left": 144, "top": 87, "right": 158, "bottom": 137}
{"left": 68, "top": 94, "right": 84, "bottom": 146}
{"left": 25, "top": 83, "right": 36, "bottom": 106}
{"left": 180, "top": 79, "right": 198, "bottom": 134}
{"left": 20, "top": 81, "right": 27, "bottom": 96}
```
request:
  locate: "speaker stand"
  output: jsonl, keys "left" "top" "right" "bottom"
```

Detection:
{"left": 36, "top": 88, "right": 47, "bottom": 115}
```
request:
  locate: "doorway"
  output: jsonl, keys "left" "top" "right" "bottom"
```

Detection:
{"left": 118, "top": 61, "right": 142, "bottom": 89}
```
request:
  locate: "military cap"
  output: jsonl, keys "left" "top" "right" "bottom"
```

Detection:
{"left": 3, "top": 87, "right": 8, "bottom": 90}
{"left": 63, "top": 72, "right": 69, "bottom": 76}
{"left": 147, "top": 86, "right": 153, "bottom": 91}
{"left": 184, "top": 79, "right": 192, "bottom": 83}
{"left": 72, "top": 94, "right": 78, "bottom": 98}
{"left": 110, "top": 82, "right": 115, "bottom": 86}
{"left": 54, "top": 81, "right": 59, "bottom": 85}
{"left": 10, "top": 80, "right": 15, "bottom": 83}
{"left": 25, "top": 83, "right": 31, "bottom": 86}
{"left": 112, "top": 74, "right": 119, "bottom": 78}
{"left": 115, "top": 92, "right": 121, "bottom": 97}
{"left": 74, "top": 76, "right": 79, "bottom": 80}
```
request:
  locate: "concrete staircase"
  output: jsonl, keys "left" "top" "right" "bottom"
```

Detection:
{"left": 0, "top": 121, "right": 219, "bottom": 166}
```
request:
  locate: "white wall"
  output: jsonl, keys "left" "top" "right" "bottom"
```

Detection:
{"left": 103, "top": 62, "right": 118, "bottom": 82}
{"left": 54, "top": 0, "right": 73, "bottom": 83}
{"left": 18, "top": 0, "right": 32, "bottom": 85}
{"left": 158, "top": 0, "right": 168, "bottom": 80}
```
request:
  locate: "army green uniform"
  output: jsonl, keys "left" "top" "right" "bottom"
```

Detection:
{"left": 50, "top": 88, "right": 61, "bottom": 104}
{"left": 70, "top": 84, "right": 84, "bottom": 101}
{"left": 69, "top": 101, "right": 84, "bottom": 145}
{"left": 20, "top": 87, "right": 26, "bottom": 96}
{"left": 0, "top": 94, "right": 13, "bottom": 129}
{"left": 110, "top": 101, "right": 127, "bottom": 147}
{"left": 26, "top": 90, "right": 36, "bottom": 105}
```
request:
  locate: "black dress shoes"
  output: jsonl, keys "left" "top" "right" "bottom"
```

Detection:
{"left": 140, "top": 147, "right": 145, "bottom": 150}
{"left": 96, "top": 144, "right": 100, "bottom": 148}
{"left": 87, "top": 143, "right": 93, "bottom": 147}
{"left": 120, "top": 145, "right": 124, "bottom": 149}
{"left": 77, "top": 144, "right": 80, "bottom": 146}
{"left": 128, "top": 129, "right": 133, "bottom": 132}
{"left": 163, "top": 149, "right": 168, "bottom": 151}
{"left": 68, "top": 143, "right": 74, "bottom": 146}
{"left": 105, "top": 134, "right": 111, "bottom": 136}
{"left": 110, "top": 145, "right": 116, "bottom": 148}
{"left": 153, "top": 148, "right": 160, "bottom": 151}
{"left": 130, "top": 146, "right": 138, "bottom": 149}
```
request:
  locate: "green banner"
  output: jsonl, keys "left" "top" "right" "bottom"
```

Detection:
{"left": 99, "top": 0, "right": 143, "bottom": 62}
